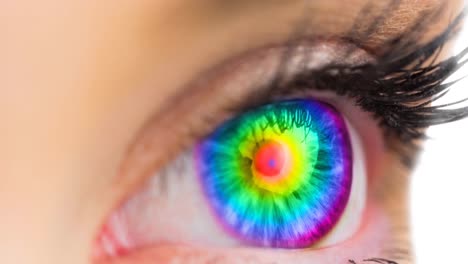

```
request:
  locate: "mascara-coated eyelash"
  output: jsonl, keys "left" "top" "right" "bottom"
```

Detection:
{"left": 231, "top": 7, "right": 468, "bottom": 166}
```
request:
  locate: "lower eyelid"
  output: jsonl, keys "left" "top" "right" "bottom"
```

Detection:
{"left": 95, "top": 204, "right": 391, "bottom": 264}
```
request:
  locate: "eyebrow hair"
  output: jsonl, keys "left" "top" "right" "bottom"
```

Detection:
{"left": 197, "top": 0, "right": 446, "bottom": 36}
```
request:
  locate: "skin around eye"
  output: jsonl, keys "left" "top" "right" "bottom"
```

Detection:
{"left": 93, "top": 98, "right": 368, "bottom": 260}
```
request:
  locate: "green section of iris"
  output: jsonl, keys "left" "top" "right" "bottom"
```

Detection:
{"left": 214, "top": 101, "right": 320, "bottom": 196}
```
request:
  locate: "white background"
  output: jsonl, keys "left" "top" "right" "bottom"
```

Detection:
{"left": 410, "top": 9, "right": 468, "bottom": 264}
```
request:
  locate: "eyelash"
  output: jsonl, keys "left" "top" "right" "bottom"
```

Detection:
{"left": 229, "top": 8, "right": 468, "bottom": 167}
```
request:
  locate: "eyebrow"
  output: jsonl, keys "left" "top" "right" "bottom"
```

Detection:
{"left": 173, "top": 0, "right": 451, "bottom": 51}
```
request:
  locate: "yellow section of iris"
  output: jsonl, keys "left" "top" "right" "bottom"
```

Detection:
{"left": 238, "top": 124, "right": 319, "bottom": 195}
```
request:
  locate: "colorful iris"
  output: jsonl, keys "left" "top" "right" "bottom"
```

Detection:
{"left": 195, "top": 99, "right": 352, "bottom": 248}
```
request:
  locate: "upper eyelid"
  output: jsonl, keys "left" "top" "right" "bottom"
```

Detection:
{"left": 145, "top": 0, "right": 454, "bottom": 123}
{"left": 144, "top": 6, "right": 463, "bottom": 144}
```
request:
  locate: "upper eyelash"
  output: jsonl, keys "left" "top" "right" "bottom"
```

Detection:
{"left": 243, "top": 4, "right": 468, "bottom": 167}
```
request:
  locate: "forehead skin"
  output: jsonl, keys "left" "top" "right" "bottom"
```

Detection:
{"left": 3, "top": 0, "right": 464, "bottom": 264}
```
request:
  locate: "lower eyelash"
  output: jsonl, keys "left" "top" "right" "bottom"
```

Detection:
{"left": 348, "top": 258, "right": 400, "bottom": 264}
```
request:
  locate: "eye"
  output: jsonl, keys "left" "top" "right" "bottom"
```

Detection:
{"left": 94, "top": 96, "right": 369, "bottom": 257}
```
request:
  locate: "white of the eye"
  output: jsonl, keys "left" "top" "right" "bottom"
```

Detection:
{"left": 315, "top": 118, "right": 367, "bottom": 248}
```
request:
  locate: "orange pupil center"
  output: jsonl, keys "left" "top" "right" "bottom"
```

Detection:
{"left": 253, "top": 141, "right": 286, "bottom": 177}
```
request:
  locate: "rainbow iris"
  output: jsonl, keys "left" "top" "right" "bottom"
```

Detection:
{"left": 195, "top": 99, "right": 352, "bottom": 248}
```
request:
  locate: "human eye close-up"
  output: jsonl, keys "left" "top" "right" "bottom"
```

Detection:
{"left": 3, "top": 1, "right": 468, "bottom": 264}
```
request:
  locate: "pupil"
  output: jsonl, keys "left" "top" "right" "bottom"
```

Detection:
{"left": 268, "top": 159, "right": 276, "bottom": 168}
{"left": 253, "top": 141, "right": 285, "bottom": 177}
